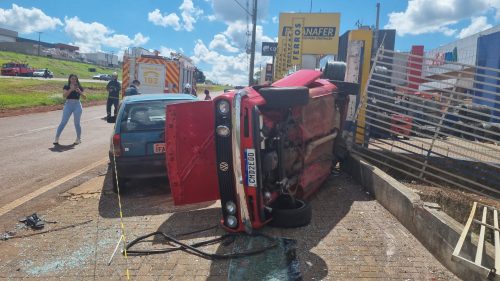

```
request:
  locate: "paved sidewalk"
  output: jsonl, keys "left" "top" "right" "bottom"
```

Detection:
{"left": 0, "top": 165, "right": 459, "bottom": 280}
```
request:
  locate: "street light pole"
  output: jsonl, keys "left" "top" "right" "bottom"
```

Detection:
{"left": 248, "top": 0, "right": 257, "bottom": 86}
{"left": 37, "top": 32, "right": 43, "bottom": 56}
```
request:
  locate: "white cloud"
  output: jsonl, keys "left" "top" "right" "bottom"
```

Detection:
{"left": 64, "top": 16, "right": 149, "bottom": 53}
{"left": 148, "top": 9, "right": 181, "bottom": 30}
{"left": 211, "top": 0, "right": 269, "bottom": 23}
{"left": 148, "top": 0, "right": 203, "bottom": 32}
{"left": 206, "top": 14, "right": 217, "bottom": 22}
{"left": 220, "top": 21, "right": 274, "bottom": 52}
{"left": 179, "top": 0, "right": 203, "bottom": 31}
{"left": 457, "top": 16, "right": 493, "bottom": 38}
{"left": 209, "top": 34, "right": 239, "bottom": 52}
{"left": 159, "top": 46, "right": 177, "bottom": 57}
{"left": 385, "top": 0, "right": 500, "bottom": 36}
{"left": 272, "top": 16, "right": 279, "bottom": 24}
{"left": 0, "top": 4, "right": 62, "bottom": 33}
{"left": 191, "top": 39, "right": 271, "bottom": 86}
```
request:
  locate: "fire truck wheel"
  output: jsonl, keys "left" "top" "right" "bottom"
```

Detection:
{"left": 270, "top": 197, "right": 312, "bottom": 228}
{"left": 323, "top": 61, "right": 346, "bottom": 81}
{"left": 258, "top": 87, "right": 309, "bottom": 108}
{"left": 111, "top": 168, "right": 127, "bottom": 193}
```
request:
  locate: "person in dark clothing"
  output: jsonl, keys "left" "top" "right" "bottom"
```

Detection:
{"left": 43, "top": 69, "right": 49, "bottom": 79}
{"left": 124, "top": 80, "right": 141, "bottom": 96}
{"left": 106, "top": 72, "right": 121, "bottom": 119}
{"left": 204, "top": 89, "right": 211, "bottom": 100}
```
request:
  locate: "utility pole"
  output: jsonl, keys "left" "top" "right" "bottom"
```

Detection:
{"left": 37, "top": 32, "right": 43, "bottom": 56}
{"left": 373, "top": 2, "right": 380, "bottom": 55}
{"left": 248, "top": 0, "right": 257, "bottom": 86}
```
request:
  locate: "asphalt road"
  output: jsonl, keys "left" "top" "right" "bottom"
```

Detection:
{"left": 0, "top": 105, "right": 111, "bottom": 207}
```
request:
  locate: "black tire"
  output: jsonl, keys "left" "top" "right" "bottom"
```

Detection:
{"left": 270, "top": 197, "right": 312, "bottom": 228}
{"left": 323, "top": 62, "right": 346, "bottom": 81}
{"left": 258, "top": 86, "right": 309, "bottom": 108}
{"left": 111, "top": 167, "right": 127, "bottom": 193}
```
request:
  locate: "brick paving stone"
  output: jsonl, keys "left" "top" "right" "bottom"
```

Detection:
{"left": 0, "top": 172, "right": 462, "bottom": 280}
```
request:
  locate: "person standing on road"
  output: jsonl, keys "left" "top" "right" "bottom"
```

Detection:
{"left": 204, "top": 89, "right": 211, "bottom": 100}
{"left": 124, "top": 79, "right": 141, "bottom": 96}
{"left": 106, "top": 72, "right": 121, "bottom": 119}
{"left": 53, "top": 74, "right": 86, "bottom": 145}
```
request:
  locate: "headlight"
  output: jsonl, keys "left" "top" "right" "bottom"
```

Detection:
{"left": 226, "top": 215, "right": 238, "bottom": 228}
{"left": 216, "top": 125, "right": 230, "bottom": 137}
{"left": 225, "top": 201, "right": 237, "bottom": 214}
{"left": 217, "top": 100, "right": 230, "bottom": 115}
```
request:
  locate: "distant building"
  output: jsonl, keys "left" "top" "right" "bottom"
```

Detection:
{"left": 0, "top": 28, "right": 17, "bottom": 42}
{"left": 81, "top": 52, "right": 118, "bottom": 67}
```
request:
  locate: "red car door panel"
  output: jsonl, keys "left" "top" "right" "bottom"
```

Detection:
{"left": 165, "top": 101, "right": 220, "bottom": 205}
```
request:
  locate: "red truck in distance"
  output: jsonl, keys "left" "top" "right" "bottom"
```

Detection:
{"left": 1, "top": 62, "right": 35, "bottom": 77}
{"left": 165, "top": 69, "right": 356, "bottom": 233}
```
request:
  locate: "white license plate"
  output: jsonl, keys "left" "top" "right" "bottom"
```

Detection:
{"left": 153, "top": 143, "right": 166, "bottom": 154}
{"left": 245, "top": 149, "right": 257, "bottom": 187}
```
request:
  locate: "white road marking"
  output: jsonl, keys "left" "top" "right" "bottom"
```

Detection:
{"left": 0, "top": 157, "right": 108, "bottom": 217}
{"left": 0, "top": 116, "right": 105, "bottom": 140}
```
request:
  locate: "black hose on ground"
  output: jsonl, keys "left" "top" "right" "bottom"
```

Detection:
{"left": 124, "top": 224, "right": 279, "bottom": 260}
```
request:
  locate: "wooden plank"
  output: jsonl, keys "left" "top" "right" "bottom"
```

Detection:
{"left": 475, "top": 206, "right": 488, "bottom": 265}
{"left": 453, "top": 202, "right": 478, "bottom": 256}
{"left": 494, "top": 209, "right": 499, "bottom": 273}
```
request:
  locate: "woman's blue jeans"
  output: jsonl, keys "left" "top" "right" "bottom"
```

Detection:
{"left": 56, "top": 99, "right": 82, "bottom": 139}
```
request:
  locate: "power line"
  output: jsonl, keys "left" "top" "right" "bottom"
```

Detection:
{"left": 232, "top": 0, "right": 252, "bottom": 16}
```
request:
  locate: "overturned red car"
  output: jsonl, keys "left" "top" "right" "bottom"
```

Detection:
{"left": 165, "top": 69, "right": 354, "bottom": 233}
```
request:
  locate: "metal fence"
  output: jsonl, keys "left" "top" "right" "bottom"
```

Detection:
{"left": 349, "top": 47, "right": 500, "bottom": 199}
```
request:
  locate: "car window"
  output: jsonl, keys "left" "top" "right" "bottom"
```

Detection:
{"left": 119, "top": 100, "right": 188, "bottom": 133}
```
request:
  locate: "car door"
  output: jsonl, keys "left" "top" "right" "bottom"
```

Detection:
{"left": 165, "top": 101, "right": 220, "bottom": 205}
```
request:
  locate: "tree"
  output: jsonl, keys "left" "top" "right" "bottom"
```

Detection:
{"left": 253, "top": 70, "right": 262, "bottom": 85}
{"left": 194, "top": 68, "right": 206, "bottom": 83}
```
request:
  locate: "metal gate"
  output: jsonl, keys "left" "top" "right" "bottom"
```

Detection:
{"left": 349, "top": 47, "right": 500, "bottom": 199}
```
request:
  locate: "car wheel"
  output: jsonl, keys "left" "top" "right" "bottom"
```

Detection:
{"left": 111, "top": 167, "right": 127, "bottom": 193}
{"left": 323, "top": 61, "right": 346, "bottom": 81}
{"left": 258, "top": 86, "right": 309, "bottom": 108}
{"left": 270, "top": 196, "right": 312, "bottom": 228}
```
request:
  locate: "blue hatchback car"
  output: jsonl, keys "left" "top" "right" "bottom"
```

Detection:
{"left": 109, "top": 93, "right": 198, "bottom": 192}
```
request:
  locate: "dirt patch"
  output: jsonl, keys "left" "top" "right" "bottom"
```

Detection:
{"left": 406, "top": 182, "right": 500, "bottom": 225}
{"left": 0, "top": 100, "right": 106, "bottom": 118}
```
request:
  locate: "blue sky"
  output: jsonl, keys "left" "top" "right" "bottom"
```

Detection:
{"left": 1, "top": 0, "right": 499, "bottom": 84}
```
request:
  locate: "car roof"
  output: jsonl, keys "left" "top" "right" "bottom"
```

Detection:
{"left": 122, "top": 93, "right": 197, "bottom": 104}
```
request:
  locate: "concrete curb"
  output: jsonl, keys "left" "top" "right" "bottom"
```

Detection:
{"left": 344, "top": 153, "right": 495, "bottom": 281}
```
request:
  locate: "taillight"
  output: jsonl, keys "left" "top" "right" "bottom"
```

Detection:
{"left": 112, "top": 134, "right": 122, "bottom": 156}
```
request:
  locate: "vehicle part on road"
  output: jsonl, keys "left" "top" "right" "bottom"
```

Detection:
{"left": 20, "top": 213, "right": 45, "bottom": 229}
{"left": 269, "top": 197, "right": 312, "bottom": 228}
{"left": 125, "top": 224, "right": 280, "bottom": 260}
{"left": 1, "top": 219, "right": 93, "bottom": 241}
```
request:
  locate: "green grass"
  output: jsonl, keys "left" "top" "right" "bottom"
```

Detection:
{"left": 197, "top": 84, "right": 227, "bottom": 93}
{"left": 0, "top": 50, "right": 121, "bottom": 79}
{"left": 0, "top": 78, "right": 108, "bottom": 109}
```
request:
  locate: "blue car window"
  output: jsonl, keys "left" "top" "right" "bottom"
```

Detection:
{"left": 119, "top": 100, "right": 174, "bottom": 132}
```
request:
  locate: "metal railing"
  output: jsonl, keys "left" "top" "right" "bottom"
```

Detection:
{"left": 453, "top": 202, "right": 499, "bottom": 280}
{"left": 349, "top": 47, "right": 500, "bottom": 199}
